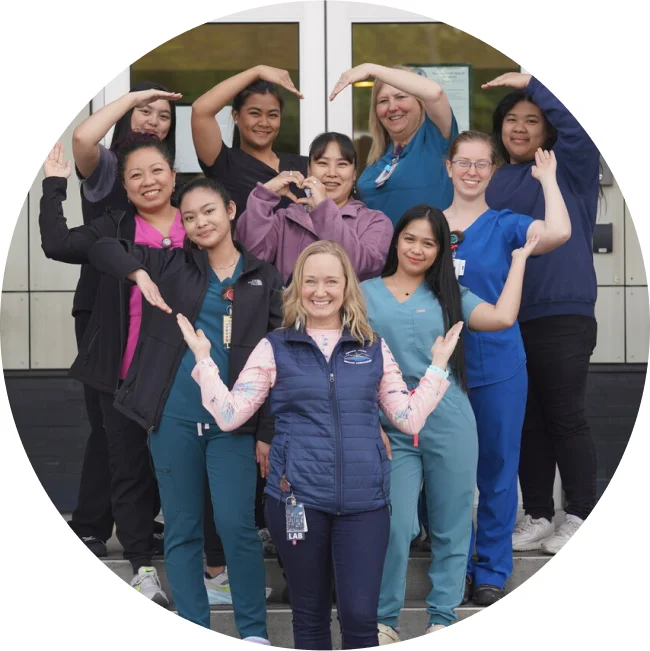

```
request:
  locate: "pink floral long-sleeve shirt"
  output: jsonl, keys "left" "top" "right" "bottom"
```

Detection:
{"left": 191, "top": 329, "right": 449, "bottom": 442}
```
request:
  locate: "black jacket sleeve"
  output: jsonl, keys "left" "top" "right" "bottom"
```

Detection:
{"left": 88, "top": 237, "right": 186, "bottom": 284}
{"left": 253, "top": 265, "right": 284, "bottom": 445}
{"left": 39, "top": 177, "right": 118, "bottom": 264}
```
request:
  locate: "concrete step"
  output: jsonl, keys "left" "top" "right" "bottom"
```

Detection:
{"left": 159, "top": 601, "right": 484, "bottom": 647}
{"left": 103, "top": 551, "right": 550, "bottom": 605}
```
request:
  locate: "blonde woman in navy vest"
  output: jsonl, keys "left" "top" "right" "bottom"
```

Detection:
{"left": 173, "top": 241, "right": 463, "bottom": 649}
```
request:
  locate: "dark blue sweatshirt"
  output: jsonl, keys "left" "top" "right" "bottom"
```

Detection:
{"left": 485, "top": 77, "right": 600, "bottom": 322}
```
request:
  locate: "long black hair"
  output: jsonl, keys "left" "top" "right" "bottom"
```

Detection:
{"left": 110, "top": 81, "right": 177, "bottom": 161}
{"left": 231, "top": 79, "right": 284, "bottom": 149}
{"left": 491, "top": 90, "right": 557, "bottom": 164}
{"left": 381, "top": 204, "right": 468, "bottom": 392}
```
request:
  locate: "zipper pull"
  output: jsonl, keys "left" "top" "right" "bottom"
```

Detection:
{"left": 329, "top": 373, "right": 334, "bottom": 396}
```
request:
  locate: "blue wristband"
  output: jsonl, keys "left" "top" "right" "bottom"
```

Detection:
{"left": 428, "top": 365, "right": 449, "bottom": 380}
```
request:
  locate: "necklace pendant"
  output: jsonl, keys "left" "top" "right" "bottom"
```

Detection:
{"left": 405, "top": 292, "right": 410, "bottom": 296}
{"left": 162, "top": 236, "right": 173, "bottom": 249}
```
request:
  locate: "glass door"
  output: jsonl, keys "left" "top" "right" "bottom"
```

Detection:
{"left": 97, "top": 2, "right": 326, "bottom": 172}
{"left": 325, "top": 1, "right": 519, "bottom": 174}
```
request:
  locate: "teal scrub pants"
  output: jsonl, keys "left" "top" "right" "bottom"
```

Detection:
{"left": 378, "top": 385, "right": 478, "bottom": 628}
{"left": 149, "top": 416, "right": 267, "bottom": 638}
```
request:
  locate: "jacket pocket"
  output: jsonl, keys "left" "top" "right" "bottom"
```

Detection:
{"left": 83, "top": 325, "right": 100, "bottom": 365}
{"left": 377, "top": 443, "right": 388, "bottom": 497}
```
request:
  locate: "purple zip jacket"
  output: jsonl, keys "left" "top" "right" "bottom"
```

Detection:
{"left": 235, "top": 183, "right": 393, "bottom": 282}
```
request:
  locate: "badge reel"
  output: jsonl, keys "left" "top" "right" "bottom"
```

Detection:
{"left": 450, "top": 232, "right": 466, "bottom": 280}
{"left": 285, "top": 492, "right": 308, "bottom": 545}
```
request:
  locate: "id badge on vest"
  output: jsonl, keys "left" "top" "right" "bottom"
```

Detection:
{"left": 286, "top": 493, "right": 308, "bottom": 544}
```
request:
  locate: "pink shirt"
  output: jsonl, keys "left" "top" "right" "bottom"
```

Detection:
{"left": 119, "top": 211, "right": 185, "bottom": 379}
{"left": 190, "top": 328, "right": 450, "bottom": 441}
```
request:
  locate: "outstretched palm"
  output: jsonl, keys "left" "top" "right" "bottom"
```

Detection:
{"left": 43, "top": 142, "right": 71, "bottom": 179}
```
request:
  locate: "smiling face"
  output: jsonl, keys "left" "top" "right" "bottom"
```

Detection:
{"left": 130, "top": 99, "right": 173, "bottom": 141}
{"left": 375, "top": 83, "right": 422, "bottom": 143}
{"left": 446, "top": 140, "right": 495, "bottom": 199}
{"left": 396, "top": 218, "right": 440, "bottom": 278}
{"left": 300, "top": 253, "right": 346, "bottom": 329}
{"left": 233, "top": 92, "right": 282, "bottom": 150}
{"left": 501, "top": 100, "right": 547, "bottom": 163}
{"left": 180, "top": 187, "right": 235, "bottom": 250}
{"left": 122, "top": 147, "right": 176, "bottom": 212}
{"left": 309, "top": 141, "right": 356, "bottom": 208}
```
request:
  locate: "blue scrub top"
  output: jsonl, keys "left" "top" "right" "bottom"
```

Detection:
{"left": 361, "top": 276, "right": 483, "bottom": 435}
{"left": 454, "top": 208, "right": 534, "bottom": 388}
{"left": 357, "top": 113, "right": 459, "bottom": 226}
{"left": 164, "top": 257, "right": 244, "bottom": 423}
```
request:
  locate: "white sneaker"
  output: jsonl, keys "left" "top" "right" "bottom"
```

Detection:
{"left": 131, "top": 566, "right": 169, "bottom": 607}
{"left": 378, "top": 624, "right": 401, "bottom": 645}
{"left": 426, "top": 624, "right": 447, "bottom": 633}
{"left": 512, "top": 515, "right": 555, "bottom": 551}
{"left": 205, "top": 568, "right": 273, "bottom": 605}
{"left": 541, "top": 516, "right": 583, "bottom": 555}
{"left": 243, "top": 637, "right": 271, "bottom": 645}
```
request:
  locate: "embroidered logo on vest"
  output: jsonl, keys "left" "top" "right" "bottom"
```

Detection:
{"left": 343, "top": 350, "right": 372, "bottom": 365}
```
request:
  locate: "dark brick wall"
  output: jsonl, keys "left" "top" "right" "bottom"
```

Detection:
{"left": 4, "top": 365, "right": 648, "bottom": 512}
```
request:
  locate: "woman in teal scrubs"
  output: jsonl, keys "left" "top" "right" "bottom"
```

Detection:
{"left": 361, "top": 204, "right": 539, "bottom": 641}
{"left": 330, "top": 63, "right": 458, "bottom": 225}
{"left": 443, "top": 131, "right": 570, "bottom": 606}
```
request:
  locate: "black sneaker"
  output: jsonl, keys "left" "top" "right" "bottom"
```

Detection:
{"left": 473, "top": 584, "right": 505, "bottom": 606}
{"left": 461, "top": 575, "right": 473, "bottom": 605}
{"left": 81, "top": 536, "right": 108, "bottom": 558}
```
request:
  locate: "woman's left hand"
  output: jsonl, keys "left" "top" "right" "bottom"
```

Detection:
{"left": 512, "top": 233, "right": 541, "bottom": 262}
{"left": 481, "top": 72, "right": 532, "bottom": 90}
{"left": 256, "top": 441, "right": 271, "bottom": 478}
{"left": 296, "top": 176, "right": 328, "bottom": 209}
{"left": 43, "top": 142, "right": 72, "bottom": 179}
{"left": 380, "top": 426, "right": 392, "bottom": 461}
{"left": 530, "top": 148, "right": 557, "bottom": 184}
{"left": 177, "top": 313, "right": 212, "bottom": 362}
{"left": 329, "top": 63, "right": 375, "bottom": 101}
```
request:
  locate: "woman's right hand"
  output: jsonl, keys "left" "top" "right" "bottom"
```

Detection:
{"left": 177, "top": 313, "right": 212, "bottom": 363}
{"left": 43, "top": 142, "right": 71, "bottom": 179}
{"left": 481, "top": 72, "right": 532, "bottom": 90}
{"left": 263, "top": 170, "right": 304, "bottom": 201}
{"left": 128, "top": 269, "right": 172, "bottom": 314}
{"left": 255, "top": 65, "right": 304, "bottom": 99}
{"left": 132, "top": 88, "right": 182, "bottom": 108}
{"left": 430, "top": 321, "right": 464, "bottom": 370}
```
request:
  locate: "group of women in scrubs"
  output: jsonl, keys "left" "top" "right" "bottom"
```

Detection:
{"left": 41, "top": 56, "right": 599, "bottom": 647}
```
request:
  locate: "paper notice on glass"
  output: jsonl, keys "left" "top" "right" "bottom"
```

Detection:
{"left": 406, "top": 65, "right": 472, "bottom": 133}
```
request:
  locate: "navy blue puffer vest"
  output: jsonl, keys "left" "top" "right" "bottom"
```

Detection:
{"left": 264, "top": 328, "right": 390, "bottom": 515}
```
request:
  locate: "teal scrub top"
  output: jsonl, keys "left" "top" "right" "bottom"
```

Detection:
{"left": 164, "top": 257, "right": 243, "bottom": 423}
{"left": 454, "top": 208, "right": 534, "bottom": 388}
{"left": 357, "top": 114, "right": 459, "bottom": 226}
{"left": 361, "top": 277, "right": 482, "bottom": 436}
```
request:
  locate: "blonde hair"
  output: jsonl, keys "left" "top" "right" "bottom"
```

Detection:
{"left": 282, "top": 241, "right": 376, "bottom": 345}
{"left": 367, "top": 65, "right": 426, "bottom": 166}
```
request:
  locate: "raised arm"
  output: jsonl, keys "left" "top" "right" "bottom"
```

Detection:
{"left": 179, "top": 315, "right": 275, "bottom": 430}
{"left": 378, "top": 322, "right": 462, "bottom": 435}
{"left": 234, "top": 179, "right": 295, "bottom": 262}
{"left": 40, "top": 143, "right": 114, "bottom": 263}
{"left": 467, "top": 234, "right": 540, "bottom": 331}
{"left": 330, "top": 63, "right": 453, "bottom": 139}
{"left": 482, "top": 73, "right": 599, "bottom": 188}
{"left": 191, "top": 66, "right": 303, "bottom": 167}
{"left": 526, "top": 148, "right": 571, "bottom": 254}
{"left": 73, "top": 88, "right": 182, "bottom": 179}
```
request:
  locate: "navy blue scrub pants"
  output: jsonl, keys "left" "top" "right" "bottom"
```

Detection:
{"left": 266, "top": 498, "right": 389, "bottom": 650}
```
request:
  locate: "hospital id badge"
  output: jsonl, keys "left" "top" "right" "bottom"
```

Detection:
{"left": 223, "top": 315, "right": 232, "bottom": 349}
{"left": 453, "top": 258, "right": 466, "bottom": 279}
{"left": 286, "top": 495, "right": 308, "bottom": 543}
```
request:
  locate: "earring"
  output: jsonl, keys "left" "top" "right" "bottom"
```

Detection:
{"left": 342, "top": 309, "right": 350, "bottom": 328}
{"left": 295, "top": 314, "right": 303, "bottom": 330}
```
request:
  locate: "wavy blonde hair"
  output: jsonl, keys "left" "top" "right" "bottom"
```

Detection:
{"left": 367, "top": 65, "right": 426, "bottom": 167}
{"left": 282, "top": 241, "right": 376, "bottom": 345}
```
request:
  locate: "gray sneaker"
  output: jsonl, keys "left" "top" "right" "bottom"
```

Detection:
{"left": 258, "top": 528, "right": 276, "bottom": 555}
{"left": 131, "top": 566, "right": 169, "bottom": 607}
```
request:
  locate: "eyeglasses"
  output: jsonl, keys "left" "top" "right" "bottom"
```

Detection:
{"left": 451, "top": 159, "right": 493, "bottom": 171}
